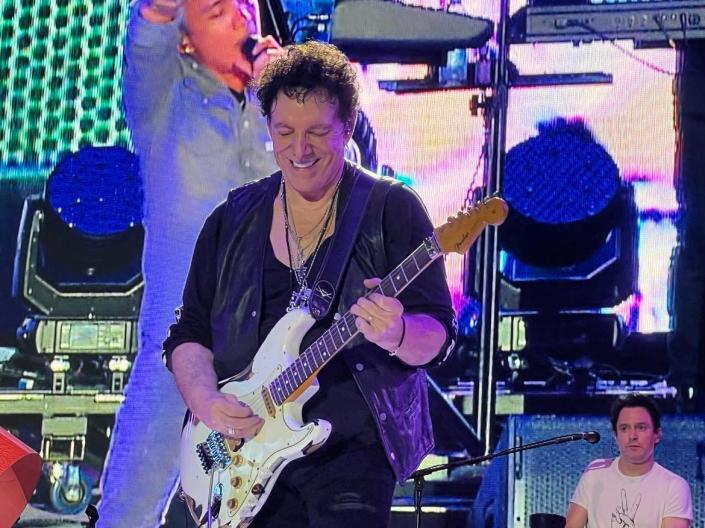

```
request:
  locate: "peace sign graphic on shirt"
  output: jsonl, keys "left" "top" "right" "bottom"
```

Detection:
{"left": 611, "top": 488, "right": 642, "bottom": 528}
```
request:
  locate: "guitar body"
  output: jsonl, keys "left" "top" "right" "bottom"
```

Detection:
{"left": 179, "top": 308, "right": 332, "bottom": 527}
{"left": 178, "top": 195, "right": 508, "bottom": 527}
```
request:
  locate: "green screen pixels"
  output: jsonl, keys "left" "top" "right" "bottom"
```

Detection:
{"left": 0, "top": 0, "right": 131, "bottom": 173}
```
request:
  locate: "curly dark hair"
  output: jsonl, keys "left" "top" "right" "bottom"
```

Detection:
{"left": 609, "top": 393, "right": 662, "bottom": 433}
{"left": 254, "top": 41, "right": 359, "bottom": 127}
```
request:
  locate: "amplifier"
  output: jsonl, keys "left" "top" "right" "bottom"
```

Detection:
{"left": 515, "top": 0, "right": 705, "bottom": 43}
{"left": 473, "top": 415, "right": 705, "bottom": 528}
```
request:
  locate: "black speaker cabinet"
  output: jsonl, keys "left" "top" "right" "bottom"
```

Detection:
{"left": 473, "top": 415, "right": 705, "bottom": 528}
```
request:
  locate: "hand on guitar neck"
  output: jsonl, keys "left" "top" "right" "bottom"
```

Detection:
{"left": 351, "top": 277, "right": 447, "bottom": 365}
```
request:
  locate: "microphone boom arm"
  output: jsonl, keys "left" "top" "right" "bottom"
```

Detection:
{"left": 410, "top": 431, "right": 600, "bottom": 479}
{"left": 407, "top": 431, "right": 598, "bottom": 528}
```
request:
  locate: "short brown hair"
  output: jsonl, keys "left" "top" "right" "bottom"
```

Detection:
{"left": 609, "top": 393, "right": 662, "bottom": 432}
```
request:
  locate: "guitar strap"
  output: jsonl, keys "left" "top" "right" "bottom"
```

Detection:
{"left": 308, "top": 165, "right": 378, "bottom": 320}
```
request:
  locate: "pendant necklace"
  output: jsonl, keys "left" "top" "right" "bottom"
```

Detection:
{"left": 281, "top": 176, "right": 342, "bottom": 310}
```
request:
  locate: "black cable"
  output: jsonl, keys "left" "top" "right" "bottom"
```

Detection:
{"left": 592, "top": 362, "right": 667, "bottom": 382}
{"left": 651, "top": 13, "right": 675, "bottom": 45}
{"left": 463, "top": 145, "right": 486, "bottom": 211}
{"left": 289, "top": 20, "right": 303, "bottom": 40}
{"left": 262, "top": 0, "right": 290, "bottom": 44}
{"left": 568, "top": 21, "right": 676, "bottom": 75}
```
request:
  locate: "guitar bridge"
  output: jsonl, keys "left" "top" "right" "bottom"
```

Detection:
{"left": 196, "top": 431, "right": 232, "bottom": 473}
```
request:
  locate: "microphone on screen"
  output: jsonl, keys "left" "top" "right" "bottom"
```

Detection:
{"left": 242, "top": 36, "right": 261, "bottom": 63}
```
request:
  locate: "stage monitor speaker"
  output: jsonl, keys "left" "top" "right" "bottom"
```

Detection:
{"left": 473, "top": 414, "right": 705, "bottom": 528}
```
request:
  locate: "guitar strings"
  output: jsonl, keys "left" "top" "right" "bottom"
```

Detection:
{"left": 228, "top": 235, "right": 444, "bottom": 432}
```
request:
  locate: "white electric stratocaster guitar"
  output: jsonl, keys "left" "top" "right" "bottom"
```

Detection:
{"left": 179, "top": 196, "right": 508, "bottom": 527}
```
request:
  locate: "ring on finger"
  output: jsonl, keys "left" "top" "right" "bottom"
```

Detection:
{"left": 227, "top": 426, "right": 236, "bottom": 436}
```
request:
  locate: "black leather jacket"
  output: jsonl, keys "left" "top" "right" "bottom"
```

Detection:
{"left": 164, "top": 162, "right": 456, "bottom": 482}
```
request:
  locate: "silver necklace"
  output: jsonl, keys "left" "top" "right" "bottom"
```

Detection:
{"left": 281, "top": 176, "right": 342, "bottom": 309}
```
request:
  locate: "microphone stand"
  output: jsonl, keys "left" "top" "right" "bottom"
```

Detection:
{"left": 408, "top": 433, "right": 597, "bottom": 528}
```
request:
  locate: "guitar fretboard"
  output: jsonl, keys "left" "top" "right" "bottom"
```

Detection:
{"left": 268, "top": 236, "right": 441, "bottom": 405}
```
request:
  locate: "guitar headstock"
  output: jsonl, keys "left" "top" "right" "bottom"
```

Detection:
{"left": 434, "top": 196, "right": 508, "bottom": 255}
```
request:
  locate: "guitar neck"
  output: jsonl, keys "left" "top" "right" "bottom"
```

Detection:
{"left": 269, "top": 235, "right": 443, "bottom": 405}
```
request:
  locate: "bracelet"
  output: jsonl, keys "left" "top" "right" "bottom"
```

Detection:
{"left": 388, "top": 315, "right": 406, "bottom": 356}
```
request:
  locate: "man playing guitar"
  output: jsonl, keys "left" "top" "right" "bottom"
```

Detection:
{"left": 163, "top": 41, "right": 457, "bottom": 527}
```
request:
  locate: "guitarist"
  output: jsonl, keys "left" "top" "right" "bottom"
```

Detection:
{"left": 163, "top": 41, "right": 457, "bottom": 527}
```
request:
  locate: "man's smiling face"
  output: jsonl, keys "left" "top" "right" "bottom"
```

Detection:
{"left": 267, "top": 88, "right": 354, "bottom": 199}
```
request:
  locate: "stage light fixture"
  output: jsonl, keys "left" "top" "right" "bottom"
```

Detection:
{"left": 13, "top": 145, "right": 143, "bottom": 319}
{"left": 12, "top": 145, "right": 143, "bottom": 392}
{"left": 499, "top": 119, "right": 638, "bottom": 312}
{"left": 482, "top": 119, "right": 640, "bottom": 387}
{"left": 6, "top": 145, "right": 143, "bottom": 516}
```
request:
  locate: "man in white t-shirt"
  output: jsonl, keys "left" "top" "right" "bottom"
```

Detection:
{"left": 566, "top": 394, "right": 693, "bottom": 528}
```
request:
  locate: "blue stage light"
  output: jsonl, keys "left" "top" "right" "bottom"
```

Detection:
{"left": 46, "top": 146, "right": 142, "bottom": 237}
{"left": 498, "top": 119, "right": 637, "bottom": 310}
{"left": 13, "top": 145, "right": 144, "bottom": 313}
{"left": 502, "top": 119, "right": 622, "bottom": 268}
{"left": 505, "top": 119, "right": 619, "bottom": 224}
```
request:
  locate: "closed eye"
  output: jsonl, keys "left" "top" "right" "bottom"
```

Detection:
{"left": 206, "top": 0, "right": 225, "bottom": 18}
{"left": 308, "top": 128, "right": 330, "bottom": 137}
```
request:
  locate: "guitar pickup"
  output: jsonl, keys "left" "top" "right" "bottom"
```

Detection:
{"left": 261, "top": 386, "right": 276, "bottom": 418}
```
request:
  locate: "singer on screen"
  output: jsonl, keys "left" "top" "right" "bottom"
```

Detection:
{"left": 98, "top": 1, "right": 283, "bottom": 525}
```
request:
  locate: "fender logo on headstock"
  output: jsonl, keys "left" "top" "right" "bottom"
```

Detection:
{"left": 434, "top": 196, "right": 508, "bottom": 255}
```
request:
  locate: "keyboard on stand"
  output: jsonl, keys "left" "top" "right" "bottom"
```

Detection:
{"left": 513, "top": 0, "right": 705, "bottom": 43}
